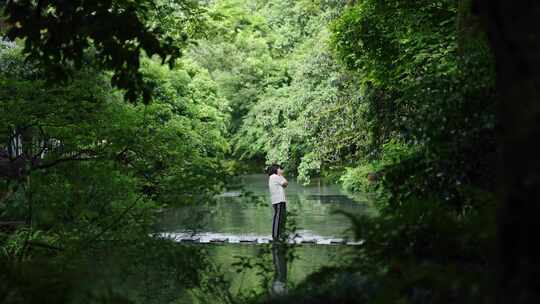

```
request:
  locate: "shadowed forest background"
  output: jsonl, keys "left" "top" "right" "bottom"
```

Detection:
{"left": 0, "top": 0, "right": 539, "bottom": 303}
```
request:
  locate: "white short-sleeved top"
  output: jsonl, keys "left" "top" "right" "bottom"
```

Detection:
{"left": 268, "top": 174, "right": 287, "bottom": 204}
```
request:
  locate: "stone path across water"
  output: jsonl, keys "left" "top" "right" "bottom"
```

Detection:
{"left": 158, "top": 231, "right": 364, "bottom": 246}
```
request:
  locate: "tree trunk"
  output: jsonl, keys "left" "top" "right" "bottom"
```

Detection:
{"left": 476, "top": 1, "right": 540, "bottom": 302}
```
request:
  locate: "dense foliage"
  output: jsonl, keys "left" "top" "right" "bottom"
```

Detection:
{"left": 0, "top": 0, "right": 510, "bottom": 302}
{"left": 0, "top": 14, "right": 232, "bottom": 300}
{"left": 191, "top": 0, "right": 500, "bottom": 302}
{"left": 332, "top": 0, "right": 496, "bottom": 208}
{"left": 3, "top": 0, "right": 205, "bottom": 102}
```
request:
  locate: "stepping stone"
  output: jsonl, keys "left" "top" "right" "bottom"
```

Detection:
{"left": 267, "top": 239, "right": 293, "bottom": 244}
{"left": 258, "top": 238, "right": 271, "bottom": 244}
{"left": 300, "top": 238, "right": 317, "bottom": 244}
{"left": 162, "top": 231, "right": 359, "bottom": 246}
{"left": 315, "top": 239, "right": 331, "bottom": 245}
{"left": 329, "top": 239, "right": 345, "bottom": 245}
{"left": 228, "top": 237, "right": 240, "bottom": 244}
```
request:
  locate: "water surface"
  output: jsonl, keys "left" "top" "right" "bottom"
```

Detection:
{"left": 159, "top": 174, "right": 373, "bottom": 239}
{"left": 158, "top": 174, "right": 373, "bottom": 298}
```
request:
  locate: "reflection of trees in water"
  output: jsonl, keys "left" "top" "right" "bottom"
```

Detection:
{"left": 160, "top": 174, "right": 374, "bottom": 237}
{"left": 0, "top": 240, "right": 212, "bottom": 304}
{"left": 271, "top": 244, "right": 288, "bottom": 297}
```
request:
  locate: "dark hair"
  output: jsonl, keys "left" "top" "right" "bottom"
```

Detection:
{"left": 266, "top": 164, "right": 282, "bottom": 176}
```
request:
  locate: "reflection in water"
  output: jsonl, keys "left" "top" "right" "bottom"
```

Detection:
{"left": 304, "top": 194, "right": 361, "bottom": 205}
{"left": 207, "top": 244, "right": 351, "bottom": 296}
{"left": 271, "top": 244, "right": 288, "bottom": 297}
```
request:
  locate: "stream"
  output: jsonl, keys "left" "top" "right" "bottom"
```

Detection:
{"left": 158, "top": 174, "right": 375, "bottom": 298}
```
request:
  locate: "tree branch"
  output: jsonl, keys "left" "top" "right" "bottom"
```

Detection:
{"left": 32, "top": 149, "right": 100, "bottom": 170}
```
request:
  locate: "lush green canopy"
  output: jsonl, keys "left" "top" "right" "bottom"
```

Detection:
{"left": 3, "top": 0, "right": 532, "bottom": 302}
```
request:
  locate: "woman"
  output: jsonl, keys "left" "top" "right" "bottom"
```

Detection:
{"left": 267, "top": 164, "right": 288, "bottom": 241}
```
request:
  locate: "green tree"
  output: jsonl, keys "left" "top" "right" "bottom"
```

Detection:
{"left": 3, "top": 0, "right": 204, "bottom": 102}
{"left": 0, "top": 41, "right": 231, "bottom": 246}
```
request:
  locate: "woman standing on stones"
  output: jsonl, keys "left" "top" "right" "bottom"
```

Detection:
{"left": 267, "top": 164, "right": 288, "bottom": 241}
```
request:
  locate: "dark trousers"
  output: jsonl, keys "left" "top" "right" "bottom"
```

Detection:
{"left": 272, "top": 202, "right": 286, "bottom": 240}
